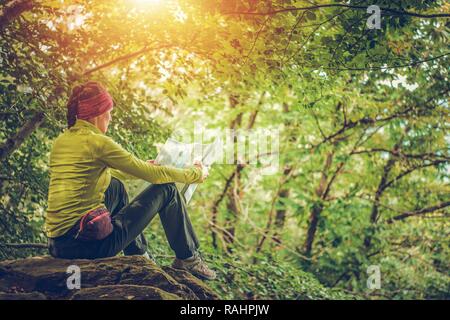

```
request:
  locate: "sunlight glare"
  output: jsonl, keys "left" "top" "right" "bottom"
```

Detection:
{"left": 134, "top": 0, "right": 162, "bottom": 5}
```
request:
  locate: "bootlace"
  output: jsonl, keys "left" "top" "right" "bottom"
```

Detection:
{"left": 191, "top": 252, "right": 210, "bottom": 272}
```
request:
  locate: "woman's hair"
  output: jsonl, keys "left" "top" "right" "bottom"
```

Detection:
{"left": 66, "top": 81, "right": 107, "bottom": 128}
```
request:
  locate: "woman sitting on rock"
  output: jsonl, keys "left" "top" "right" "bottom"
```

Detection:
{"left": 45, "top": 81, "right": 216, "bottom": 280}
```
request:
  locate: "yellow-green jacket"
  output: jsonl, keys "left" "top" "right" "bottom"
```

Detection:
{"left": 45, "top": 119, "right": 202, "bottom": 238}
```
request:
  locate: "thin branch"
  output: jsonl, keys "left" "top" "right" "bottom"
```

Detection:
{"left": 211, "top": 171, "right": 236, "bottom": 214}
{"left": 224, "top": 4, "right": 450, "bottom": 19}
{"left": 387, "top": 201, "right": 450, "bottom": 223}
{"left": 382, "top": 160, "right": 447, "bottom": 191}
{"left": 244, "top": 15, "right": 271, "bottom": 62}
{"left": 288, "top": 6, "right": 354, "bottom": 62}
{"left": 82, "top": 44, "right": 173, "bottom": 76}
{"left": 323, "top": 128, "right": 367, "bottom": 200}
{"left": 353, "top": 148, "right": 449, "bottom": 161}
{"left": 320, "top": 52, "right": 450, "bottom": 71}
{"left": 255, "top": 166, "right": 295, "bottom": 253}
{"left": 282, "top": 10, "right": 306, "bottom": 60}
{"left": 311, "top": 109, "right": 327, "bottom": 140}
{"left": 316, "top": 107, "right": 412, "bottom": 147}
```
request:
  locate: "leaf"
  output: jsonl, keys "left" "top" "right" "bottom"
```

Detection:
{"left": 306, "top": 11, "right": 316, "bottom": 21}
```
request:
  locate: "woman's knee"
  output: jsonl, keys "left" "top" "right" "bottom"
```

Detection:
{"left": 164, "top": 182, "right": 177, "bottom": 190}
{"left": 153, "top": 183, "right": 177, "bottom": 194}
{"left": 151, "top": 183, "right": 180, "bottom": 207}
{"left": 134, "top": 183, "right": 180, "bottom": 211}
{"left": 162, "top": 183, "right": 179, "bottom": 198}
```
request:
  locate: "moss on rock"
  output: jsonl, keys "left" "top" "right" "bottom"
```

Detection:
{"left": 0, "top": 255, "right": 217, "bottom": 300}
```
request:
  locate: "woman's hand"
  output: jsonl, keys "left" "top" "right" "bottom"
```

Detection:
{"left": 194, "top": 160, "right": 209, "bottom": 182}
{"left": 147, "top": 159, "right": 158, "bottom": 165}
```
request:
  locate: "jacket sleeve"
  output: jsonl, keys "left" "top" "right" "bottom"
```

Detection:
{"left": 109, "top": 168, "right": 138, "bottom": 182}
{"left": 94, "top": 135, "right": 202, "bottom": 184}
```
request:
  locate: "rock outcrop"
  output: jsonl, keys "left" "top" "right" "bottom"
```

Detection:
{"left": 0, "top": 255, "right": 218, "bottom": 300}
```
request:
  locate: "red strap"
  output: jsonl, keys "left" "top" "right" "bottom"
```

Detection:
{"left": 79, "top": 213, "right": 89, "bottom": 233}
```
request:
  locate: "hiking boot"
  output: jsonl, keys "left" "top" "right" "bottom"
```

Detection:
{"left": 172, "top": 252, "right": 216, "bottom": 280}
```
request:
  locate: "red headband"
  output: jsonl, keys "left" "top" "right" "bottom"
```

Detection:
{"left": 77, "top": 91, "right": 113, "bottom": 120}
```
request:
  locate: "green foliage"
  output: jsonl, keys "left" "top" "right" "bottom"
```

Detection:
{"left": 144, "top": 223, "right": 353, "bottom": 300}
{"left": 207, "top": 253, "right": 353, "bottom": 300}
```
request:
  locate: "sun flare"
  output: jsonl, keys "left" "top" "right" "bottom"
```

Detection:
{"left": 134, "top": 0, "right": 162, "bottom": 5}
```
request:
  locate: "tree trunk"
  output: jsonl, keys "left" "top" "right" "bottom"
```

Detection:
{"left": 303, "top": 202, "right": 323, "bottom": 256}
{"left": 0, "top": 112, "right": 45, "bottom": 162}
{"left": 256, "top": 165, "right": 292, "bottom": 252}
{"left": 210, "top": 170, "right": 236, "bottom": 249}
{"left": 211, "top": 94, "right": 263, "bottom": 252}
{"left": 272, "top": 103, "right": 295, "bottom": 244}
{"left": 363, "top": 139, "right": 403, "bottom": 248}
{"left": 222, "top": 95, "right": 242, "bottom": 251}
{"left": 223, "top": 166, "right": 242, "bottom": 253}
{"left": 302, "top": 151, "right": 334, "bottom": 256}
{"left": 272, "top": 185, "right": 291, "bottom": 246}
{"left": 0, "top": 0, "right": 35, "bottom": 31}
{"left": 223, "top": 95, "right": 263, "bottom": 252}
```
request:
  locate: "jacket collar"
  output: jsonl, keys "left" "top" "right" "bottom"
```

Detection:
{"left": 72, "top": 119, "right": 104, "bottom": 135}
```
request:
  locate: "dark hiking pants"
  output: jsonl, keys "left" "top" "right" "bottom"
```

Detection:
{"left": 48, "top": 178, "right": 200, "bottom": 260}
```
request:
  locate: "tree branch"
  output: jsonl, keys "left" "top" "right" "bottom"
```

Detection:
{"left": 387, "top": 201, "right": 450, "bottom": 223}
{"left": 382, "top": 160, "right": 447, "bottom": 191}
{"left": 0, "top": 111, "right": 45, "bottom": 162}
{"left": 0, "top": 0, "right": 35, "bottom": 32}
{"left": 320, "top": 53, "right": 450, "bottom": 71}
{"left": 82, "top": 44, "right": 173, "bottom": 77}
{"left": 224, "top": 4, "right": 450, "bottom": 19}
{"left": 352, "top": 148, "right": 449, "bottom": 162}
{"left": 317, "top": 107, "right": 412, "bottom": 147}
